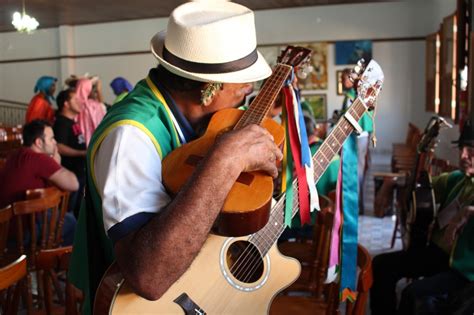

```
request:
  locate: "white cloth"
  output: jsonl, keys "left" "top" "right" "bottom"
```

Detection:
{"left": 93, "top": 125, "right": 171, "bottom": 232}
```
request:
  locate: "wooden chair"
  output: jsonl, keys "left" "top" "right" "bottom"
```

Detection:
{"left": 278, "top": 195, "right": 334, "bottom": 297}
{"left": 391, "top": 123, "right": 422, "bottom": 173}
{"left": 271, "top": 195, "right": 339, "bottom": 314}
{"left": 36, "top": 246, "right": 83, "bottom": 315}
{"left": 27, "top": 187, "right": 70, "bottom": 234}
{"left": 271, "top": 244, "right": 373, "bottom": 315}
{"left": 346, "top": 244, "right": 373, "bottom": 315}
{"left": 12, "top": 187, "right": 65, "bottom": 261}
{"left": 11, "top": 188, "right": 66, "bottom": 311}
{"left": 0, "top": 255, "right": 31, "bottom": 315}
{"left": 0, "top": 205, "right": 13, "bottom": 260}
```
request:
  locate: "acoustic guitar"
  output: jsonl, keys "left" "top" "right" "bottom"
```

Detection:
{"left": 94, "top": 59, "right": 384, "bottom": 315}
{"left": 162, "top": 46, "right": 312, "bottom": 237}
{"left": 401, "top": 116, "right": 452, "bottom": 250}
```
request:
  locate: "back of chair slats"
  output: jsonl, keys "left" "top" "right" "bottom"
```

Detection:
{"left": 346, "top": 244, "right": 373, "bottom": 315}
{"left": 0, "top": 255, "right": 29, "bottom": 315}
{"left": 36, "top": 246, "right": 74, "bottom": 314}
{"left": 26, "top": 187, "right": 70, "bottom": 246}
{"left": 0, "top": 255, "right": 27, "bottom": 290}
{"left": 309, "top": 195, "right": 335, "bottom": 299}
{"left": 12, "top": 191, "right": 62, "bottom": 265}
{"left": 0, "top": 205, "right": 13, "bottom": 258}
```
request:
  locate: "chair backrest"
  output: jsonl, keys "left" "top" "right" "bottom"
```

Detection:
{"left": 0, "top": 205, "right": 13, "bottom": 258}
{"left": 406, "top": 123, "right": 422, "bottom": 146}
{"left": 12, "top": 187, "right": 63, "bottom": 266}
{"left": 346, "top": 244, "right": 373, "bottom": 315}
{"left": 26, "top": 186, "right": 70, "bottom": 209}
{"left": 36, "top": 246, "right": 82, "bottom": 315}
{"left": 308, "top": 195, "right": 335, "bottom": 299}
{"left": 0, "top": 255, "right": 29, "bottom": 315}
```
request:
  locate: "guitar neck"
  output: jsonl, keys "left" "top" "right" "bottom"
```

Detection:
{"left": 234, "top": 64, "right": 292, "bottom": 129}
{"left": 249, "top": 97, "right": 369, "bottom": 255}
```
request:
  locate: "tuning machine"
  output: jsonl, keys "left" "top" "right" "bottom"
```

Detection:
{"left": 350, "top": 59, "right": 366, "bottom": 82}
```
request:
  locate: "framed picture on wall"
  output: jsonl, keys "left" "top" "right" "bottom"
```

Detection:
{"left": 335, "top": 40, "right": 372, "bottom": 65}
{"left": 336, "top": 70, "right": 344, "bottom": 95}
{"left": 301, "top": 92, "right": 327, "bottom": 121}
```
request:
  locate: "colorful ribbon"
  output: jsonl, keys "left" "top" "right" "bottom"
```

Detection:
{"left": 340, "top": 133, "right": 359, "bottom": 301}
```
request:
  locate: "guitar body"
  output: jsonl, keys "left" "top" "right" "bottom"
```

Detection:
{"left": 95, "top": 234, "right": 301, "bottom": 315}
{"left": 162, "top": 108, "right": 285, "bottom": 236}
{"left": 403, "top": 170, "right": 436, "bottom": 250}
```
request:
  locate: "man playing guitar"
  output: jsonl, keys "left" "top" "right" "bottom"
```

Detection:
{"left": 68, "top": 2, "right": 283, "bottom": 313}
{"left": 371, "top": 120, "right": 474, "bottom": 315}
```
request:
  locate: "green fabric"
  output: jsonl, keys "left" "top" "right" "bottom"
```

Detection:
{"left": 450, "top": 176, "right": 474, "bottom": 280}
{"left": 431, "top": 171, "right": 465, "bottom": 253}
{"left": 113, "top": 91, "right": 129, "bottom": 104}
{"left": 342, "top": 88, "right": 357, "bottom": 110}
{"left": 68, "top": 76, "right": 181, "bottom": 314}
{"left": 430, "top": 171, "right": 474, "bottom": 280}
{"left": 359, "top": 112, "right": 374, "bottom": 133}
{"left": 291, "top": 141, "right": 340, "bottom": 227}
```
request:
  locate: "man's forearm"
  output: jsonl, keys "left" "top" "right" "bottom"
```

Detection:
{"left": 115, "top": 148, "right": 242, "bottom": 300}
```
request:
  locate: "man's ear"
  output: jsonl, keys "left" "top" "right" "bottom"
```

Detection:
{"left": 200, "top": 83, "right": 223, "bottom": 107}
{"left": 33, "top": 136, "right": 43, "bottom": 148}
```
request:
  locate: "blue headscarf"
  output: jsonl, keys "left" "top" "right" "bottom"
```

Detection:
{"left": 110, "top": 77, "right": 133, "bottom": 96}
{"left": 34, "top": 76, "right": 57, "bottom": 104}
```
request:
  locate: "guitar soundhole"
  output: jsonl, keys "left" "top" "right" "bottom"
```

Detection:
{"left": 226, "top": 241, "right": 264, "bottom": 284}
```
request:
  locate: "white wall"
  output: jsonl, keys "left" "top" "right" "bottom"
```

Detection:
{"left": 0, "top": 0, "right": 459, "bottom": 157}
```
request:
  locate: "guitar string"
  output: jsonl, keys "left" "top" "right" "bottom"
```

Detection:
{"left": 235, "top": 68, "right": 290, "bottom": 129}
{"left": 201, "top": 66, "right": 294, "bottom": 313}
{"left": 224, "top": 71, "right": 376, "bottom": 288}
{"left": 233, "top": 126, "right": 344, "bottom": 282}
{"left": 224, "top": 66, "right": 290, "bottom": 276}
{"left": 202, "top": 99, "right": 368, "bottom": 314}
{"left": 237, "top": 102, "right": 366, "bottom": 285}
{"left": 231, "top": 100, "right": 366, "bottom": 284}
{"left": 235, "top": 66, "right": 286, "bottom": 128}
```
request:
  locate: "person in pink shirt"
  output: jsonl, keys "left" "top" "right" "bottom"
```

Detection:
{"left": 75, "top": 78, "right": 106, "bottom": 146}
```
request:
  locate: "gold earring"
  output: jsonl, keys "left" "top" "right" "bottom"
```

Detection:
{"left": 200, "top": 83, "right": 223, "bottom": 106}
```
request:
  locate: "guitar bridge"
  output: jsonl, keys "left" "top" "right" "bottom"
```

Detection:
{"left": 173, "top": 293, "right": 206, "bottom": 315}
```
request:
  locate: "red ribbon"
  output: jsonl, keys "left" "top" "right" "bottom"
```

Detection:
{"left": 283, "top": 87, "right": 310, "bottom": 225}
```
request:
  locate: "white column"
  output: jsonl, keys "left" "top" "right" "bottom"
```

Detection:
{"left": 58, "top": 25, "right": 76, "bottom": 90}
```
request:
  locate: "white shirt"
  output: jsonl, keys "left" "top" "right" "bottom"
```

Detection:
{"left": 93, "top": 125, "right": 171, "bottom": 237}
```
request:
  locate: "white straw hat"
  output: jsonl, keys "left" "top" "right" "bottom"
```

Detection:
{"left": 150, "top": 1, "right": 272, "bottom": 83}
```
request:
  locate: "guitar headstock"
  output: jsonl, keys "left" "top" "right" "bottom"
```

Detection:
{"left": 418, "top": 116, "right": 453, "bottom": 153}
{"left": 276, "top": 46, "right": 313, "bottom": 78}
{"left": 353, "top": 59, "right": 384, "bottom": 110}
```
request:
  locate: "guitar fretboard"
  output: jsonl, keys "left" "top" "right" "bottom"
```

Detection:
{"left": 249, "top": 98, "right": 369, "bottom": 255}
{"left": 234, "top": 64, "right": 292, "bottom": 129}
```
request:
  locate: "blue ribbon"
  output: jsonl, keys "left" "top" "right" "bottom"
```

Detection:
{"left": 340, "top": 133, "right": 359, "bottom": 294}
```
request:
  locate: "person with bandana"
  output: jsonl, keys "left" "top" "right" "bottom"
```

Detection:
{"left": 75, "top": 78, "right": 107, "bottom": 146}
{"left": 25, "top": 76, "right": 57, "bottom": 124}
{"left": 371, "top": 120, "right": 474, "bottom": 315}
{"left": 110, "top": 77, "right": 134, "bottom": 104}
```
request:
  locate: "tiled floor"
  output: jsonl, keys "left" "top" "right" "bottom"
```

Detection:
{"left": 359, "top": 150, "right": 402, "bottom": 256}
{"left": 359, "top": 214, "right": 402, "bottom": 257}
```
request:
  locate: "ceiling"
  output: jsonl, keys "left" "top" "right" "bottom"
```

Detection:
{"left": 1, "top": 0, "right": 395, "bottom": 32}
